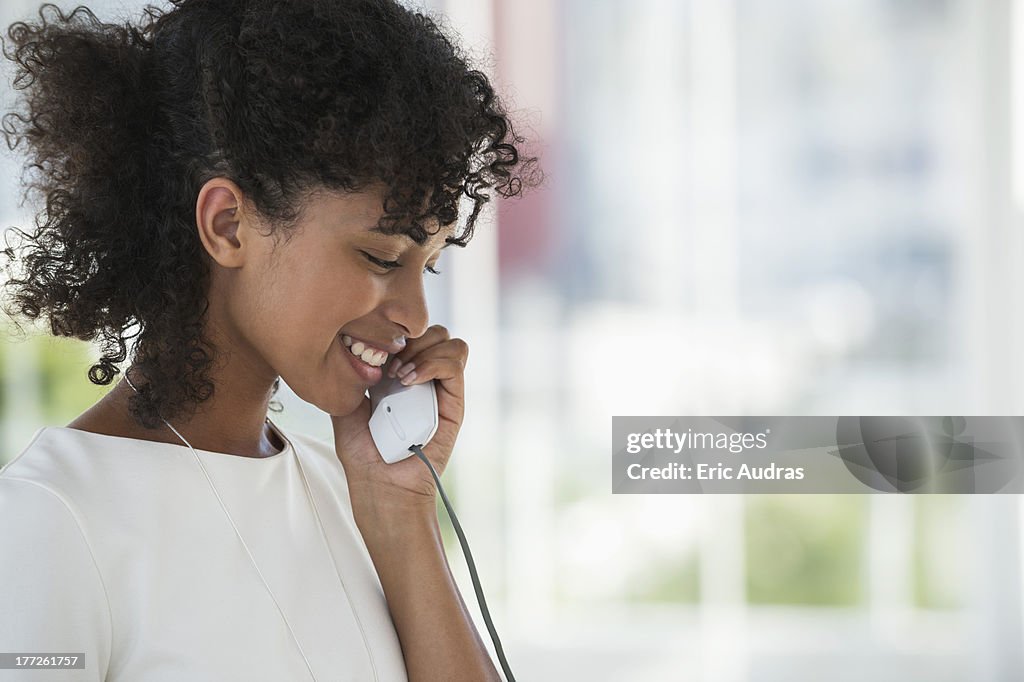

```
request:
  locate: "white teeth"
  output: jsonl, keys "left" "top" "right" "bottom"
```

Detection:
{"left": 342, "top": 336, "right": 388, "bottom": 367}
{"left": 355, "top": 349, "right": 386, "bottom": 367}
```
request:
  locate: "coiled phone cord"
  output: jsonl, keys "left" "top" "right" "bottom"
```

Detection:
{"left": 409, "top": 444, "right": 516, "bottom": 682}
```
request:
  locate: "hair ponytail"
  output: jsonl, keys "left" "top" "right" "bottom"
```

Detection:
{"left": 1, "top": 3, "right": 216, "bottom": 429}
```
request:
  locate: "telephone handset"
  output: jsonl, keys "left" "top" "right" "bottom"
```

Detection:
{"left": 365, "top": 372, "right": 516, "bottom": 680}
{"left": 367, "top": 374, "right": 439, "bottom": 463}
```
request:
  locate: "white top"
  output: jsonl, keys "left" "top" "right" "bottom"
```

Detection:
{"left": 0, "top": 420, "right": 409, "bottom": 681}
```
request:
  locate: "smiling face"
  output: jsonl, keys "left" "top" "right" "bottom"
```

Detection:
{"left": 197, "top": 179, "right": 454, "bottom": 417}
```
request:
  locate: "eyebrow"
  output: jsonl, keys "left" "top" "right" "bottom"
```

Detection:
{"left": 367, "top": 224, "right": 457, "bottom": 249}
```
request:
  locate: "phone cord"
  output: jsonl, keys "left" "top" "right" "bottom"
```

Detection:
{"left": 408, "top": 444, "right": 516, "bottom": 682}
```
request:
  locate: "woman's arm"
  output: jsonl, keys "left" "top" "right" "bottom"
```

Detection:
{"left": 331, "top": 325, "right": 497, "bottom": 679}
{"left": 348, "top": 485, "right": 501, "bottom": 682}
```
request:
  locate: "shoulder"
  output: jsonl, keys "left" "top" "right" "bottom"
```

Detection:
{"left": 0, "top": 470, "right": 83, "bottom": 537}
{"left": 0, "top": 426, "right": 117, "bottom": 558}
{"left": 0, "top": 461, "right": 113, "bottom": 622}
{"left": 0, "top": 425, "right": 198, "bottom": 547}
{"left": 0, "top": 427, "right": 122, "bottom": 545}
{"left": 3, "top": 424, "right": 181, "bottom": 494}
{"left": 0, "top": 426, "right": 91, "bottom": 497}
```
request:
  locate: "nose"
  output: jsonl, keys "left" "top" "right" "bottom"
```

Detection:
{"left": 380, "top": 268, "right": 430, "bottom": 339}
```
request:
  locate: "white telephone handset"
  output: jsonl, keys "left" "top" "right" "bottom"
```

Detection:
{"left": 365, "top": 372, "right": 516, "bottom": 679}
{"left": 367, "top": 374, "right": 439, "bottom": 463}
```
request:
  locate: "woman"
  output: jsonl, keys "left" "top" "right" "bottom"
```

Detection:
{"left": 0, "top": 0, "right": 536, "bottom": 679}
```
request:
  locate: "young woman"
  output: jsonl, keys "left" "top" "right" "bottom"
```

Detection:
{"left": 0, "top": 0, "right": 535, "bottom": 679}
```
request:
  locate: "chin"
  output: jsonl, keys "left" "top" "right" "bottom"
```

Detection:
{"left": 321, "top": 385, "right": 370, "bottom": 418}
{"left": 288, "top": 377, "right": 368, "bottom": 418}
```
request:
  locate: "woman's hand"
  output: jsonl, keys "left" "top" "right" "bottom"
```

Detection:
{"left": 331, "top": 324, "right": 468, "bottom": 509}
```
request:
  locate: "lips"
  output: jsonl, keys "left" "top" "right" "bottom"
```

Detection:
{"left": 338, "top": 334, "right": 383, "bottom": 384}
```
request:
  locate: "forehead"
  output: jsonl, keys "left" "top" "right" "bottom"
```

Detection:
{"left": 313, "top": 186, "right": 456, "bottom": 249}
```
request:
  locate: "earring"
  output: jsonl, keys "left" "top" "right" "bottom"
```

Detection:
{"left": 269, "top": 377, "right": 284, "bottom": 413}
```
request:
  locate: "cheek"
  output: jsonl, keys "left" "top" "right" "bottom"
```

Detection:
{"left": 262, "top": 277, "right": 338, "bottom": 344}
{"left": 259, "top": 266, "right": 382, "bottom": 350}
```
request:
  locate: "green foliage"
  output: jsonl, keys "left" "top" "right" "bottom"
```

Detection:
{"left": 625, "top": 552, "right": 700, "bottom": 603}
{"left": 34, "top": 335, "right": 109, "bottom": 422}
{"left": 745, "top": 494, "right": 867, "bottom": 605}
{"left": 912, "top": 494, "right": 966, "bottom": 609}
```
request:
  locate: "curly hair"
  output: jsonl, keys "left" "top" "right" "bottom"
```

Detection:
{"left": 0, "top": 0, "right": 539, "bottom": 429}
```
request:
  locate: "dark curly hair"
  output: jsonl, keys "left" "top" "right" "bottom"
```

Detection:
{"left": 0, "top": 0, "right": 539, "bottom": 429}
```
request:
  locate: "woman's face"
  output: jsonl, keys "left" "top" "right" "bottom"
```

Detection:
{"left": 199, "top": 180, "right": 453, "bottom": 417}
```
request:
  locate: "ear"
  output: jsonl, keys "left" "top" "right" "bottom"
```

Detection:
{"left": 195, "top": 178, "right": 253, "bottom": 268}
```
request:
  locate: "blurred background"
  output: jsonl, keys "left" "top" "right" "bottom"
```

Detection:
{"left": 2, "top": 0, "right": 1024, "bottom": 680}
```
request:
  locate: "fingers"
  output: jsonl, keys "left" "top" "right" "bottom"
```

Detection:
{"left": 387, "top": 324, "right": 465, "bottom": 379}
{"left": 387, "top": 324, "right": 447, "bottom": 376}
{"left": 392, "top": 339, "right": 468, "bottom": 383}
{"left": 394, "top": 337, "right": 468, "bottom": 427}
{"left": 393, "top": 338, "right": 468, "bottom": 386}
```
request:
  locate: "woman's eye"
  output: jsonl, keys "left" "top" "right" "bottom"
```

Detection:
{"left": 361, "top": 250, "right": 441, "bottom": 275}
{"left": 361, "top": 251, "right": 401, "bottom": 270}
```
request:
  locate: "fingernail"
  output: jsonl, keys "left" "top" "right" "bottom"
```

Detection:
{"left": 400, "top": 370, "right": 417, "bottom": 385}
{"left": 388, "top": 358, "right": 403, "bottom": 377}
{"left": 397, "top": 362, "right": 415, "bottom": 378}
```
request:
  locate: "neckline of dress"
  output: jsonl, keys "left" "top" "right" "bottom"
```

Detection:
{"left": 48, "top": 416, "right": 295, "bottom": 462}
